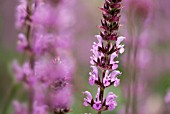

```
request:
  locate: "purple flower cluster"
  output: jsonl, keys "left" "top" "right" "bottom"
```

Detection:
{"left": 83, "top": 0, "right": 125, "bottom": 113}
{"left": 13, "top": 0, "right": 75, "bottom": 114}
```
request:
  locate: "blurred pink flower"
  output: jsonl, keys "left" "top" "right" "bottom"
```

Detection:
{"left": 13, "top": 0, "right": 76, "bottom": 113}
{"left": 13, "top": 101, "right": 28, "bottom": 114}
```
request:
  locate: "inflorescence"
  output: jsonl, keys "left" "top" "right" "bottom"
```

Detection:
{"left": 83, "top": 0, "right": 125, "bottom": 113}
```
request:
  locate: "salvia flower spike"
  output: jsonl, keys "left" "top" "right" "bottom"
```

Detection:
{"left": 83, "top": 0, "right": 125, "bottom": 113}
{"left": 13, "top": 0, "right": 76, "bottom": 114}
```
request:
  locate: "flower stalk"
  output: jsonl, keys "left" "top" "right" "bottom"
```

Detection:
{"left": 13, "top": 0, "right": 76, "bottom": 114}
{"left": 83, "top": 0, "right": 125, "bottom": 113}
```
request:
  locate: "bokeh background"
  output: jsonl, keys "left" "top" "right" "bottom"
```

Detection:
{"left": 0, "top": 0, "right": 170, "bottom": 114}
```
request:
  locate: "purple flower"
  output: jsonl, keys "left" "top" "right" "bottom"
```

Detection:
{"left": 34, "top": 56, "right": 74, "bottom": 85}
{"left": 110, "top": 53, "right": 118, "bottom": 64}
{"left": 110, "top": 53, "right": 119, "bottom": 70}
{"left": 32, "top": 101, "right": 48, "bottom": 114}
{"left": 89, "top": 66, "right": 98, "bottom": 86}
{"left": 110, "top": 71, "right": 121, "bottom": 81}
{"left": 13, "top": 101, "right": 28, "bottom": 114}
{"left": 103, "top": 70, "right": 111, "bottom": 87}
{"left": 103, "top": 70, "right": 121, "bottom": 87}
{"left": 93, "top": 101, "right": 102, "bottom": 111}
{"left": 32, "top": 0, "right": 75, "bottom": 56}
{"left": 116, "top": 36, "right": 125, "bottom": 54}
{"left": 83, "top": 91, "right": 92, "bottom": 106}
{"left": 93, "top": 88, "right": 102, "bottom": 111}
{"left": 33, "top": 57, "right": 74, "bottom": 113}
{"left": 49, "top": 87, "right": 72, "bottom": 111}
{"left": 32, "top": 3, "right": 57, "bottom": 28}
{"left": 95, "top": 35, "right": 103, "bottom": 45}
{"left": 110, "top": 70, "right": 121, "bottom": 87}
{"left": 12, "top": 61, "right": 34, "bottom": 85}
{"left": 15, "top": 0, "right": 27, "bottom": 29}
{"left": 90, "top": 35, "right": 104, "bottom": 65}
{"left": 33, "top": 32, "right": 56, "bottom": 55}
{"left": 17, "top": 33, "right": 28, "bottom": 52}
{"left": 113, "top": 78, "right": 120, "bottom": 87}
{"left": 90, "top": 55, "right": 98, "bottom": 65}
{"left": 106, "top": 92, "right": 117, "bottom": 111}
{"left": 89, "top": 74, "right": 96, "bottom": 86}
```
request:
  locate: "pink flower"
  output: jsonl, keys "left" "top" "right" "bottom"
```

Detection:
{"left": 17, "top": 33, "right": 28, "bottom": 52}
{"left": 15, "top": 0, "right": 27, "bottom": 29}
{"left": 113, "top": 78, "right": 120, "bottom": 87}
{"left": 33, "top": 32, "right": 56, "bottom": 55}
{"left": 103, "top": 70, "right": 121, "bottom": 87}
{"left": 110, "top": 70, "right": 121, "bottom": 87}
{"left": 12, "top": 61, "right": 34, "bottom": 85}
{"left": 13, "top": 101, "right": 28, "bottom": 114}
{"left": 89, "top": 66, "right": 98, "bottom": 86}
{"left": 110, "top": 53, "right": 119, "bottom": 70}
{"left": 83, "top": 91, "right": 92, "bottom": 106}
{"left": 116, "top": 36, "right": 125, "bottom": 54}
{"left": 93, "top": 88, "right": 102, "bottom": 111}
{"left": 32, "top": 101, "right": 48, "bottom": 114}
{"left": 49, "top": 87, "right": 72, "bottom": 110}
{"left": 93, "top": 101, "right": 102, "bottom": 111}
{"left": 106, "top": 92, "right": 117, "bottom": 111}
{"left": 103, "top": 70, "right": 111, "bottom": 87}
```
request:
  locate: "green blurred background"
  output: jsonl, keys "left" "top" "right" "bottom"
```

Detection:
{"left": 0, "top": 0, "right": 170, "bottom": 114}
